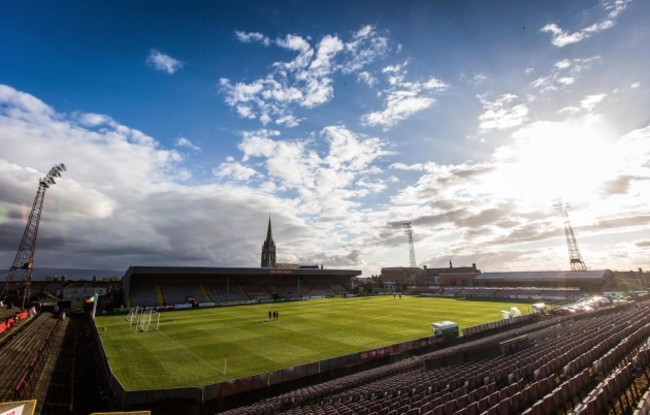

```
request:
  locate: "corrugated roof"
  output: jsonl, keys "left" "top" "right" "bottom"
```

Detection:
{"left": 124, "top": 265, "right": 361, "bottom": 279}
{"left": 475, "top": 270, "right": 609, "bottom": 281}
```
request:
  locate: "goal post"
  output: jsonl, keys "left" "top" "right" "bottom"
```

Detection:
{"left": 137, "top": 309, "right": 160, "bottom": 332}
{"left": 127, "top": 306, "right": 141, "bottom": 327}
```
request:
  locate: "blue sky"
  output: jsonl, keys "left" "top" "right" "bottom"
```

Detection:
{"left": 1, "top": 0, "right": 649, "bottom": 276}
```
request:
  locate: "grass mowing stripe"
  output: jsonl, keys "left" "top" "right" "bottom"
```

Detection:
{"left": 155, "top": 326, "right": 223, "bottom": 373}
{"left": 96, "top": 296, "right": 532, "bottom": 389}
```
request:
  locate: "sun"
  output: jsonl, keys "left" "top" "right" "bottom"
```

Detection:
{"left": 488, "top": 118, "right": 615, "bottom": 209}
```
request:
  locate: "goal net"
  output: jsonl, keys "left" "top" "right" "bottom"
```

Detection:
{"left": 127, "top": 306, "right": 141, "bottom": 327}
{"left": 137, "top": 310, "right": 160, "bottom": 332}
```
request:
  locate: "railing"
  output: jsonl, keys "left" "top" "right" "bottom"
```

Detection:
{"left": 13, "top": 317, "right": 62, "bottom": 400}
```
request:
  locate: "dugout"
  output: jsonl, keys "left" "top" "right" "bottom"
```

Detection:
{"left": 122, "top": 266, "right": 361, "bottom": 308}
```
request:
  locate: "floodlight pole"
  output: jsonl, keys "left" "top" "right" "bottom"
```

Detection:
{"left": 403, "top": 222, "right": 417, "bottom": 286}
{"left": 2, "top": 163, "right": 66, "bottom": 308}
{"left": 553, "top": 199, "right": 587, "bottom": 271}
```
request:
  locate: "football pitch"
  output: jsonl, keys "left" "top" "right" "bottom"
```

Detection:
{"left": 95, "top": 296, "right": 532, "bottom": 390}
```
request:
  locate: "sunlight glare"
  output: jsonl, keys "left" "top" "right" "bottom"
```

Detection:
{"left": 488, "top": 119, "right": 614, "bottom": 209}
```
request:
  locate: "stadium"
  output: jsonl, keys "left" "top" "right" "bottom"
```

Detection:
{"left": 2, "top": 214, "right": 650, "bottom": 415}
{"left": 4, "top": 0, "right": 650, "bottom": 413}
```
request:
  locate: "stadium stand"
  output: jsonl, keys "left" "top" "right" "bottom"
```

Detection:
{"left": 128, "top": 283, "right": 161, "bottom": 308}
{"left": 159, "top": 283, "right": 209, "bottom": 305}
{"left": 122, "top": 266, "right": 359, "bottom": 308}
{"left": 272, "top": 280, "right": 304, "bottom": 299}
{"left": 416, "top": 286, "right": 583, "bottom": 302}
{"left": 38, "top": 313, "right": 112, "bottom": 414}
{"left": 456, "top": 287, "right": 497, "bottom": 298}
{"left": 240, "top": 281, "right": 273, "bottom": 301}
{"left": 205, "top": 283, "right": 249, "bottom": 302}
{"left": 474, "top": 270, "right": 611, "bottom": 291}
{"left": 328, "top": 283, "right": 349, "bottom": 296}
{"left": 217, "top": 301, "right": 650, "bottom": 415}
{"left": 0, "top": 313, "right": 63, "bottom": 403}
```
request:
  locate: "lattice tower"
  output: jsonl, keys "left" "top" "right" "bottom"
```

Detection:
{"left": 402, "top": 222, "right": 416, "bottom": 267}
{"left": 2, "top": 163, "right": 66, "bottom": 307}
{"left": 402, "top": 222, "right": 417, "bottom": 285}
{"left": 553, "top": 200, "right": 587, "bottom": 271}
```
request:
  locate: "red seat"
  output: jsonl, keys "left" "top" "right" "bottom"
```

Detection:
{"left": 464, "top": 401, "right": 479, "bottom": 415}
{"left": 509, "top": 392, "right": 523, "bottom": 412}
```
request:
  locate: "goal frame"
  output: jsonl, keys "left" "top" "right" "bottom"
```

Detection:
{"left": 137, "top": 309, "right": 160, "bottom": 332}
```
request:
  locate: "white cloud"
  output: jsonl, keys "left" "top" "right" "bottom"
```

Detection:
{"left": 323, "top": 125, "right": 392, "bottom": 172}
{"left": 276, "top": 34, "right": 312, "bottom": 53}
{"left": 77, "top": 112, "right": 112, "bottom": 127}
{"left": 2, "top": 84, "right": 648, "bottom": 275}
{"left": 340, "top": 25, "right": 390, "bottom": 74}
{"left": 472, "top": 74, "right": 487, "bottom": 85}
{"left": 275, "top": 113, "right": 301, "bottom": 127}
{"left": 234, "top": 126, "right": 392, "bottom": 219}
{"left": 376, "top": 116, "right": 650, "bottom": 271}
{"left": 362, "top": 62, "right": 448, "bottom": 129}
{"left": 0, "top": 85, "right": 211, "bottom": 268}
{"left": 146, "top": 49, "right": 183, "bottom": 74}
{"left": 541, "top": 0, "right": 633, "bottom": 47}
{"left": 357, "top": 71, "right": 377, "bottom": 87}
{"left": 220, "top": 25, "right": 391, "bottom": 127}
{"left": 579, "top": 93, "right": 607, "bottom": 111}
{"left": 219, "top": 77, "right": 303, "bottom": 125}
{"left": 630, "top": 82, "right": 640, "bottom": 89}
{"left": 558, "top": 93, "right": 607, "bottom": 114}
{"left": 540, "top": 23, "right": 586, "bottom": 48}
{"left": 238, "top": 129, "right": 281, "bottom": 161}
{"left": 389, "top": 162, "right": 428, "bottom": 172}
{"left": 311, "top": 35, "right": 345, "bottom": 71}
{"left": 0, "top": 84, "right": 54, "bottom": 120}
{"left": 477, "top": 94, "right": 529, "bottom": 132}
{"left": 554, "top": 59, "right": 571, "bottom": 69}
{"left": 175, "top": 137, "right": 200, "bottom": 151}
{"left": 234, "top": 31, "right": 271, "bottom": 46}
{"left": 557, "top": 77, "right": 575, "bottom": 86}
{"left": 213, "top": 156, "right": 259, "bottom": 181}
{"left": 363, "top": 95, "right": 434, "bottom": 129}
{"left": 530, "top": 56, "right": 600, "bottom": 93}
{"left": 558, "top": 106, "right": 580, "bottom": 115}
{"left": 0, "top": 85, "right": 396, "bottom": 272}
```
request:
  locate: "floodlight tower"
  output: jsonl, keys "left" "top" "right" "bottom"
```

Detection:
{"left": 553, "top": 199, "right": 587, "bottom": 271}
{"left": 403, "top": 222, "right": 417, "bottom": 285}
{"left": 403, "top": 222, "right": 417, "bottom": 268}
{"left": 2, "top": 163, "right": 66, "bottom": 307}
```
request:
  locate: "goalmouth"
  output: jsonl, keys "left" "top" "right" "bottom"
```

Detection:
{"left": 127, "top": 307, "right": 160, "bottom": 332}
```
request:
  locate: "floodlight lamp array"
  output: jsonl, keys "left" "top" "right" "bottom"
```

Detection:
{"left": 41, "top": 163, "right": 66, "bottom": 187}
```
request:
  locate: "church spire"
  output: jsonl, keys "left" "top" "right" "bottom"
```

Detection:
{"left": 261, "top": 217, "right": 276, "bottom": 268}
{"left": 265, "top": 216, "right": 273, "bottom": 242}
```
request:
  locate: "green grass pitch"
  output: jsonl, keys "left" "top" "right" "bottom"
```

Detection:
{"left": 95, "top": 296, "right": 532, "bottom": 390}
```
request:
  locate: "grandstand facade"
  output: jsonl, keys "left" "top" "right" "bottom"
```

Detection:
{"left": 380, "top": 263, "right": 481, "bottom": 289}
{"left": 377, "top": 265, "right": 620, "bottom": 294}
{"left": 424, "top": 263, "right": 481, "bottom": 286}
{"left": 475, "top": 270, "right": 613, "bottom": 291}
{"left": 123, "top": 265, "right": 361, "bottom": 308}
